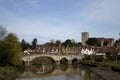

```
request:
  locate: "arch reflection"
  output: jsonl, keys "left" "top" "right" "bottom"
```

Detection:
{"left": 30, "top": 64, "right": 54, "bottom": 75}
{"left": 17, "top": 64, "right": 104, "bottom": 80}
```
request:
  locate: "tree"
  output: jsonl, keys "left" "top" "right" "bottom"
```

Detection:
{"left": 62, "top": 39, "right": 76, "bottom": 47}
{"left": 86, "top": 38, "right": 100, "bottom": 46}
{"left": 114, "top": 39, "right": 120, "bottom": 47}
{"left": 20, "top": 39, "right": 31, "bottom": 51}
{"left": 32, "top": 38, "right": 37, "bottom": 49}
{"left": 0, "top": 33, "right": 22, "bottom": 66}
{"left": 55, "top": 40, "right": 61, "bottom": 46}
{"left": 0, "top": 25, "right": 7, "bottom": 40}
{"left": 44, "top": 39, "right": 55, "bottom": 47}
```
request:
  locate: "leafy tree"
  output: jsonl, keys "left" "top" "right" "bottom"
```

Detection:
{"left": 20, "top": 39, "right": 31, "bottom": 51}
{"left": 78, "top": 42, "right": 82, "bottom": 46}
{"left": 55, "top": 40, "right": 61, "bottom": 46}
{"left": 44, "top": 39, "right": 55, "bottom": 47}
{"left": 114, "top": 39, "right": 120, "bottom": 47}
{"left": 32, "top": 38, "right": 37, "bottom": 49}
{"left": 62, "top": 39, "right": 71, "bottom": 47}
{"left": 86, "top": 38, "right": 100, "bottom": 46}
{"left": 62, "top": 39, "right": 76, "bottom": 47}
{"left": 0, "top": 33, "right": 22, "bottom": 66}
{"left": 0, "top": 25, "right": 7, "bottom": 40}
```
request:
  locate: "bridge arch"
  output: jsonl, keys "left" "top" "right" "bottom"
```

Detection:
{"left": 31, "top": 56, "right": 56, "bottom": 65}
{"left": 31, "top": 64, "right": 54, "bottom": 75}
{"left": 72, "top": 58, "right": 79, "bottom": 64}
{"left": 60, "top": 58, "right": 68, "bottom": 64}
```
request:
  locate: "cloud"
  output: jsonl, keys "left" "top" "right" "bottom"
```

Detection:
{"left": 0, "top": 0, "right": 120, "bottom": 43}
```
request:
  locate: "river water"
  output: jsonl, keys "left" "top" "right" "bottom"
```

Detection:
{"left": 16, "top": 64, "right": 105, "bottom": 80}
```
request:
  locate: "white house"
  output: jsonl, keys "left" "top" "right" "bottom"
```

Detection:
{"left": 81, "top": 48, "right": 95, "bottom": 55}
{"left": 23, "top": 50, "right": 30, "bottom": 55}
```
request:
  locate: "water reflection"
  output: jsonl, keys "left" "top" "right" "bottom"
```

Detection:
{"left": 16, "top": 64, "right": 104, "bottom": 80}
{"left": 31, "top": 64, "right": 54, "bottom": 75}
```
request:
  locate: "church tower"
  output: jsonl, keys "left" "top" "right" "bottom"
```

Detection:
{"left": 82, "top": 32, "right": 89, "bottom": 46}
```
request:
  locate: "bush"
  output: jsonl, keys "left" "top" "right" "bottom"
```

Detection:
{"left": 95, "top": 55, "right": 103, "bottom": 62}
{"left": 79, "top": 60, "right": 97, "bottom": 67}
{"left": 106, "top": 53, "right": 117, "bottom": 61}
{"left": 83, "top": 54, "right": 95, "bottom": 60}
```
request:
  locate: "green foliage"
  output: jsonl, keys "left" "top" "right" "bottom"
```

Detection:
{"left": 95, "top": 55, "right": 104, "bottom": 62}
{"left": 83, "top": 54, "right": 95, "bottom": 60}
{"left": 0, "top": 66, "right": 17, "bottom": 74}
{"left": 55, "top": 40, "right": 61, "bottom": 46}
{"left": 0, "top": 33, "right": 22, "bottom": 66}
{"left": 79, "top": 60, "right": 97, "bottom": 67}
{"left": 114, "top": 38, "right": 120, "bottom": 47}
{"left": 44, "top": 39, "right": 81, "bottom": 47}
{"left": 32, "top": 38, "right": 37, "bottom": 49}
{"left": 105, "top": 53, "right": 117, "bottom": 61}
{"left": 86, "top": 38, "right": 100, "bottom": 46}
{"left": 20, "top": 39, "right": 31, "bottom": 51}
{"left": 62, "top": 39, "right": 78, "bottom": 47}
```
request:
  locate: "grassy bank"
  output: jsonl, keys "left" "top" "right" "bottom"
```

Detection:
{"left": 79, "top": 60, "right": 120, "bottom": 72}
{"left": 0, "top": 66, "right": 23, "bottom": 80}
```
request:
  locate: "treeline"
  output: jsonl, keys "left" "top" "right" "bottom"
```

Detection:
{"left": 20, "top": 38, "right": 82, "bottom": 51}
{"left": 44, "top": 39, "right": 81, "bottom": 47}
{"left": 20, "top": 38, "right": 37, "bottom": 51}
{"left": 20, "top": 37, "right": 120, "bottom": 52}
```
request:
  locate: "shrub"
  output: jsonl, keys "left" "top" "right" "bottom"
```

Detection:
{"left": 95, "top": 55, "right": 103, "bottom": 62}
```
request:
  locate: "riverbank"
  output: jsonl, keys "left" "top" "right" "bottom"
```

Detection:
{"left": 88, "top": 66, "right": 120, "bottom": 80}
{"left": 0, "top": 66, "right": 22, "bottom": 80}
{"left": 79, "top": 60, "right": 120, "bottom": 80}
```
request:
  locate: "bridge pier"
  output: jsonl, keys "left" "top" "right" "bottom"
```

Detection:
{"left": 55, "top": 60, "right": 73, "bottom": 64}
{"left": 25, "top": 61, "right": 30, "bottom": 66}
{"left": 68, "top": 60, "right": 72, "bottom": 64}
{"left": 56, "top": 60, "right": 60, "bottom": 64}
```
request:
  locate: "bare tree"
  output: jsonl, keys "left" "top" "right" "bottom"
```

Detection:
{"left": 0, "top": 25, "right": 7, "bottom": 39}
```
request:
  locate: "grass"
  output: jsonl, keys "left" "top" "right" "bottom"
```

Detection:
{"left": 0, "top": 66, "right": 17, "bottom": 74}
{"left": 80, "top": 59, "right": 120, "bottom": 72}
{"left": 82, "top": 59, "right": 120, "bottom": 66}
{"left": 103, "top": 60, "right": 120, "bottom": 65}
{"left": 0, "top": 66, "right": 17, "bottom": 79}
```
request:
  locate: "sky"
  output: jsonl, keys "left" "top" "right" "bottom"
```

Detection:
{"left": 0, "top": 0, "right": 120, "bottom": 44}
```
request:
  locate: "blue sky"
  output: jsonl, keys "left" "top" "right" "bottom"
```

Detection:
{"left": 0, "top": 0, "right": 120, "bottom": 44}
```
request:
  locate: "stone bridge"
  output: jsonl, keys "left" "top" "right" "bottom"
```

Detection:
{"left": 22, "top": 54, "right": 83, "bottom": 65}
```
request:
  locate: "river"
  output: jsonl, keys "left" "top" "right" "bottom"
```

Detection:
{"left": 16, "top": 64, "right": 105, "bottom": 80}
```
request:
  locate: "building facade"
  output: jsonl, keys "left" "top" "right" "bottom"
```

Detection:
{"left": 96, "top": 38, "right": 114, "bottom": 47}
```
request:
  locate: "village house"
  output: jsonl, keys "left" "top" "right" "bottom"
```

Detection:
{"left": 81, "top": 48, "right": 96, "bottom": 55}
{"left": 96, "top": 38, "right": 114, "bottom": 47}
{"left": 34, "top": 45, "right": 82, "bottom": 54}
